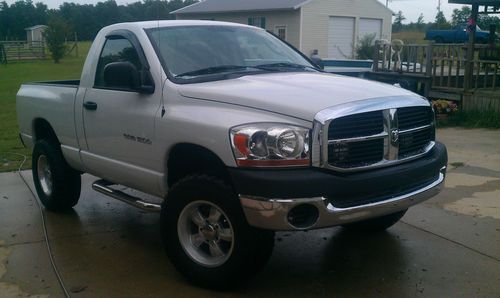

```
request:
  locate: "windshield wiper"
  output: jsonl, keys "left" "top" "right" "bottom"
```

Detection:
{"left": 254, "top": 62, "right": 318, "bottom": 71}
{"left": 175, "top": 65, "right": 255, "bottom": 78}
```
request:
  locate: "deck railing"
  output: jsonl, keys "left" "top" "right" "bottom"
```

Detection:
{"left": 373, "top": 41, "right": 500, "bottom": 92}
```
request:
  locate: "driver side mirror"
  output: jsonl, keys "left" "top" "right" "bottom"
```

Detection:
{"left": 104, "top": 62, "right": 155, "bottom": 94}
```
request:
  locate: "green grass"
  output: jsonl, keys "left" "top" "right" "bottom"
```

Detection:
{"left": 392, "top": 31, "right": 427, "bottom": 44}
{"left": 437, "top": 110, "right": 500, "bottom": 129}
{"left": 0, "top": 42, "right": 91, "bottom": 172}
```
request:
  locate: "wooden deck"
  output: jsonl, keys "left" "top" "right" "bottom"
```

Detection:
{"left": 373, "top": 43, "right": 500, "bottom": 93}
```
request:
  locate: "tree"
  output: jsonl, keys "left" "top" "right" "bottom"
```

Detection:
{"left": 44, "top": 18, "right": 69, "bottom": 63}
{"left": 451, "top": 6, "right": 472, "bottom": 27}
{"left": 0, "top": 0, "right": 198, "bottom": 41}
{"left": 417, "top": 13, "right": 425, "bottom": 30}
{"left": 435, "top": 11, "right": 450, "bottom": 29}
{"left": 393, "top": 11, "right": 406, "bottom": 32}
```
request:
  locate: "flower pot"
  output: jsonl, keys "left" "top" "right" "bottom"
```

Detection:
{"left": 436, "top": 114, "right": 448, "bottom": 121}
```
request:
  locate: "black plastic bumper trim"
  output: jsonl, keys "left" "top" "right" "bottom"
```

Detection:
{"left": 228, "top": 142, "right": 448, "bottom": 199}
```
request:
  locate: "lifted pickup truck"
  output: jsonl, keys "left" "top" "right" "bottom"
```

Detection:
{"left": 17, "top": 21, "right": 447, "bottom": 288}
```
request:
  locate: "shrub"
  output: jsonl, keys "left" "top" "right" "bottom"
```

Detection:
{"left": 355, "top": 33, "right": 376, "bottom": 60}
{"left": 44, "top": 18, "right": 69, "bottom": 63}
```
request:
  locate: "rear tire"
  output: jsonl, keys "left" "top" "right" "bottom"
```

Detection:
{"left": 32, "top": 140, "right": 81, "bottom": 211}
{"left": 341, "top": 209, "right": 407, "bottom": 232}
{"left": 161, "top": 174, "right": 274, "bottom": 289}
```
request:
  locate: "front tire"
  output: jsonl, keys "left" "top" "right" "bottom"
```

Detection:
{"left": 161, "top": 174, "right": 274, "bottom": 289}
{"left": 32, "top": 140, "right": 81, "bottom": 211}
{"left": 341, "top": 209, "right": 407, "bottom": 232}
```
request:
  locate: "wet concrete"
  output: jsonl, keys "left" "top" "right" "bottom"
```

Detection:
{"left": 0, "top": 128, "right": 499, "bottom": 297}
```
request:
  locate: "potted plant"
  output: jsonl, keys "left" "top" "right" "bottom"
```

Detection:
{"left": 432, "top": 100, "right": 458, "bottom": 120}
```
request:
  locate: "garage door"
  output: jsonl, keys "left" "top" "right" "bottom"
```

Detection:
{"left": 328, "top": 16, "right": 355, "bottom": 59}
{"left": 359, "top": 18, "right": 382, "bottom": 40}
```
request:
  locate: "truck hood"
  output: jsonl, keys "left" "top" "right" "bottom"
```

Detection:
{"left": 176, "top": 72, "right": 420, "bottom": 121}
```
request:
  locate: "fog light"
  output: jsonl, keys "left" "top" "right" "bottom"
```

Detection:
{"left": 287, "top": 204, "right": 319, "bottom": 229}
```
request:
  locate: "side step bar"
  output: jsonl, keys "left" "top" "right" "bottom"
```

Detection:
{"left": 92, "top": 180, "right": 161, "bottom": 212}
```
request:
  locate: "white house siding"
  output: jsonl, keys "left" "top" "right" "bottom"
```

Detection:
{"left": 176, "top": 10, "right": 301, "bottom": 49}
{"left": 301, "top": 0, "right": 392, "bottom": 59}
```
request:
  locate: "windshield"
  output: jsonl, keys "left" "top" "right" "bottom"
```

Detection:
{"left": 147, "top": 25, "right": 316, "bottom": 81}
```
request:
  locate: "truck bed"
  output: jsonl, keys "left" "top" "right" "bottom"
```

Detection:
{"left": 16, "top": 81, "right": 80, "bottom": 150}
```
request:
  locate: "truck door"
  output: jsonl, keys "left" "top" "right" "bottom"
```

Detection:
{"left": 81, "top": 32, "right": 162, "bottom": 194}
{"left": 457, "top": 24, "right": 468, "bottom": 42}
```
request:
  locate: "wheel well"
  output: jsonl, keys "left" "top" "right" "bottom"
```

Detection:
{"left": 167, "top": 144, "right": 231, "bottom": 188}
{"left": 33, "top": 118, "right": 59, "bottom": 144}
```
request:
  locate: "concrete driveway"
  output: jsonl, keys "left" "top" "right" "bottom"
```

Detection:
{"left": 1, "top": 128, "right": 499, "bottom": 297}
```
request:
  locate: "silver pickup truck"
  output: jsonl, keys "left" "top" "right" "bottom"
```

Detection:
{"left": 17, "top": 20, "right": 447, "bottom": 288}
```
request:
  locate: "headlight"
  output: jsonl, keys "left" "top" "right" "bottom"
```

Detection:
{"left": 230, "top": 123, "right": 310, "bottom": 167}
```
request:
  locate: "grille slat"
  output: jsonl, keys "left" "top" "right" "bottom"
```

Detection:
{"left": 399, "top": 128, "right": 433, "bottom": 158}
{"left": 398, "top": 107, "right": 433, "bottom": 130}
{"left": 328, "top": 111, "right": 384, "bottom": 139}
{"left": 326, "top": 106, "right": 434, "bottom": 170}
{"left": 328, "top": 138, "right": 384, "bottom": 167}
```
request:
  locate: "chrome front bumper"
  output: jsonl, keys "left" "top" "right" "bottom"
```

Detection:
{"left": 240, "top": 166, "right": 446, "bottom": 231}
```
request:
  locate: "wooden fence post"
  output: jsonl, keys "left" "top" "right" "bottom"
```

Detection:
{"left": 424, "top": 42, "right": 433, "bottom": 97}
{"left": 373, "top": 41, "right": 380, "bottom": 72}
{"left": 464, "top": 4, "right": 479, "bottom": 91}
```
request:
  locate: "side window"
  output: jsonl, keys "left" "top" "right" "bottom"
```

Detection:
{"left": 275, "top": 26, "right": 287, "bottom": 41}
{"left": 248, "top": 17, "right": 266, "bottom": 29}
{"left": 94, "top": 38, "right": 142, "bottom": 88}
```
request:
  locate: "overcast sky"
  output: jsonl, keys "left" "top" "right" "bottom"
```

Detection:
{"left": 4, "top": 0, "right": 465, "bottom": 23}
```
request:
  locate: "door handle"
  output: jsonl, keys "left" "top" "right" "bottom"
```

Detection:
{"left": 83, "top": 101, "right": 98, "bottom": 111}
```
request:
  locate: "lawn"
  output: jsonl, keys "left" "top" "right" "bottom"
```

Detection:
{"left": 392, "top": 31, "right": 427, "bottom": 44}
{"left": 0, "top": 42, "right": 91, "bottom": 172}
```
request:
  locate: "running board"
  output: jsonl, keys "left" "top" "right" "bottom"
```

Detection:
{"left": 92, "top": 180, "right": 161, "bottom": 212}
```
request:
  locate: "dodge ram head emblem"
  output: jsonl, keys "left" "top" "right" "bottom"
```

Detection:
{"left": 391, "top": 129, "right": 399, "bottom": 145}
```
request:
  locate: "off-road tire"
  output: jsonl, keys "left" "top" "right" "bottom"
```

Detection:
{"left": 341, "top": 209, "right": 407, "bottom": 232}
{"left": 161, "top": 174, "right": 275, "bottom": 289}
{"left": 32, "top": 140, "right": 81, "bottom": 211}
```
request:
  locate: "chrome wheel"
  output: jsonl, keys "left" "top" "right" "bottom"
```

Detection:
{"left": 37, "top": 155, "right": 53, "bottom": 196}
{"left": 177, "top": 200, "right": 234, "bottom": 268}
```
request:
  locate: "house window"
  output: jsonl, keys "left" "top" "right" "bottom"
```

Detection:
{"left": 275, "top": 25, "right": 287, "bottom": 40}
{"left": 248, "top": 17, "right": 266, "bottom": 29}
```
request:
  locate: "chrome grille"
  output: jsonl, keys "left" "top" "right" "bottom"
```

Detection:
{"left": 399, "top": 126, "right": 434, "bottom": 158}
{"left": 398, "top": 107, "right": 434, "bottom": 130}
{"left": 325, "top": 106, "right": 435, "bottom": 171}
{"left": 328, "top": 111, "right": 383, "bottom": 139}
{"left": 328, "top": 138, "right": 384, "bottom": 168}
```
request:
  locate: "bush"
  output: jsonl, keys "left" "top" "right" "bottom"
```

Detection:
{"left": 437, "top": 110, "right": 500, "bottom": 128}
{"left": 44, "top": 18, "right": 69, "bottom": 63}
{"left": 355, "top": 34, "right": 376, "bottom": 60}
